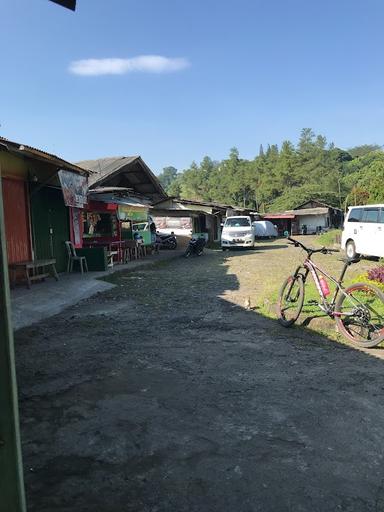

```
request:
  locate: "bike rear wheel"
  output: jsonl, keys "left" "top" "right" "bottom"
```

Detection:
{"left": 277, "top": 275, "right": 305, "bottom": 327}
{"left": 335, "top": 282, "right": 384, "bottom": 347}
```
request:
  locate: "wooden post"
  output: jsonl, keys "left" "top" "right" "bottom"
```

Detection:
{"left": 0, "top": 180, "right": 27, "bottom": 511}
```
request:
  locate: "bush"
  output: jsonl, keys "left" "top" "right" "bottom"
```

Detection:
{"left": 350, "top": 271, "right": 384, "bottom": 293}
{"left": 368, "top": 266, "right": 384, "bottom": 284}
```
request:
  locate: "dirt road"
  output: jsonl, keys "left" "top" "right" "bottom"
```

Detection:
{"left": 15, "top": 244, "right": 384, "bottom": 511}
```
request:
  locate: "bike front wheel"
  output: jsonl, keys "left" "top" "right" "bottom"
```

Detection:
{"left": 277, "top": 275, "right": 305, "bottom": 327}
{"left": 335, "top": 282, "right": 384, "bottom": 347}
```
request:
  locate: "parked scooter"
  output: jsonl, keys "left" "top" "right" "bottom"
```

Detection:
{"left": 157, "top": 232, "right": 177, "bottom": 250}
{"left": 184, "top": 235, "right": 206, "bottom": 257}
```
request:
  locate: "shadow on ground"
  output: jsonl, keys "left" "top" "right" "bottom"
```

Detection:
{"left": 14, "top": 250, "right": 384, "bottom": 512}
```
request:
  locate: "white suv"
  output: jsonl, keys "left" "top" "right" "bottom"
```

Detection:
{"left": 341, "top": 205, "right": 384, "bottom": 258}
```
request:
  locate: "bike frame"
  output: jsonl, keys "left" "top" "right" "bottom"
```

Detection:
{"left": 292, "top": 256, "right": 351, "bottom": 316}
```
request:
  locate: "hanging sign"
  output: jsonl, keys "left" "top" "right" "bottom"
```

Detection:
{"left": 58, "top": 170, "right": 88, "bottom": 208}
{"left": 118, "top": 205, "right": 148, "bottom": 222}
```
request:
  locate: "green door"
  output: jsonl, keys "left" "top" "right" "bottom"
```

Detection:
{"left": 31, "top": 187, "right": 70, "bottom": 272}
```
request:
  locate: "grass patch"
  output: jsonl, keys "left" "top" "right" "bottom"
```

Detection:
{"left": 316, "top": 229, "right": 341, "bottom": 247}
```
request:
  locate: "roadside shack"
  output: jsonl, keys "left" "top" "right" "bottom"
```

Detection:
{"left": 0, "top": 136, "right": 89, "bottom": 285}
{"left": 80, "top": 188, "right": 152, "bottom": 268}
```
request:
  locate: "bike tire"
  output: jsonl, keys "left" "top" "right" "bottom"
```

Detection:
{"left": 335, "top": 282, "right": 384, "bottom": 348}
{"left": 277, "top": 275, "right": 305, "bottom": 327}
{"left": 184, "top": 248, "right": 192, "bottom": 258}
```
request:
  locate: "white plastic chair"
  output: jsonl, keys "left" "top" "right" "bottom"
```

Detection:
{"left": 65, "top": 241, "right": 88, "bottom": 274}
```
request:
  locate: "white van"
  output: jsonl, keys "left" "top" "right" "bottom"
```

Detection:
{"left": 221, "top": 216, "right": 255, "bottom": 249}
{"left": 341, "top": 205, "right": 384, "bottom": 258}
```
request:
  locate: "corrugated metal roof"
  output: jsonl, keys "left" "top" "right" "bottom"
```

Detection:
{"left": 263, "top": 213, "right": 296, "bottom": 219}
{"left": 154, "top": 197, "right": 234, "bottom": 210}
{"left": 285, "top": 207, "right": 329, "bottom": 216}
{"left": 76, "top": 156, "right": 167, "bottom": 202}
{"left": 0, "top": 136, "right": 90, "bottom": 175}
{"left": 88, "top": 192, "right": 149, "bottom": 208}
{"left": 77, "top": 157, "right": 138, "bottom": 185}
{"left": 294, "top": 200, "right": 342, "bottom": 211}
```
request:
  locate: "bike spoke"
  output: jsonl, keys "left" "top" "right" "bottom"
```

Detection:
{"left": 336, "top": 284, "right": 384, "bottom": 346}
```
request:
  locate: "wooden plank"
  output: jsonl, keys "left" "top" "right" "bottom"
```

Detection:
{"left": 0, "top": 180, "right": 26, "bottom": 511}
{"left": 9, "top": 258, "right": 56, "bottom": 269}
{"left": 29, "top": 273, "right": 50, "bottom": 282}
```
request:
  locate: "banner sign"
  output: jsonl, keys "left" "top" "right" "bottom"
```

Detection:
{"left": 118, "top": 205, "right": 148, "bottom": 222}
{"left": 58, "top": 170, "right": 88, "bottom": 209}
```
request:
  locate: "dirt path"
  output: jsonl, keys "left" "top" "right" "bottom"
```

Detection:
{"left": 15, "top": 246, "right": 384, "bottom": 511}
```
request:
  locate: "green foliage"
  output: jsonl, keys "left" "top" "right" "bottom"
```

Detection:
{"left": 350, "top": 273, "right": 384, "bottom": 293}
{"left": 316, "top": 229, "right": 341, "bottom": 247}
{"left": 347, "top": 144, "right": 382, "bottom": 158}
{"left": 161, "top": 129, "right": 383, "bottom": 210}
{"left": 157, "top": 166, "right": 178, "bottom": 192}
{"left": 343, "top": 152, "right": 384, "bottom": 205}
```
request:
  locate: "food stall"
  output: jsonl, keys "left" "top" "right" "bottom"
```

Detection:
{"left": 80, "top": 190, "right": 151, "bottom": 268}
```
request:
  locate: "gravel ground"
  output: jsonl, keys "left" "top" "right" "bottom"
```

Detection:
{"left": 15, "top": 242, "right": 384, "bottom": 511}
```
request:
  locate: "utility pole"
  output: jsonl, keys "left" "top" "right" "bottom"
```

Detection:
{"left": 337, "top": 178, "right": 342, "bottom": 209}
{"left": 0, "top": 4, "right": 75, "bottom": 512}
{"left": 0, "top": 177, "right": 26, "bottom": 512}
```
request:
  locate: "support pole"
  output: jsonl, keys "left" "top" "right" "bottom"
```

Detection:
{"left": 0, "top": 180, "right": 27, "bottom": 511}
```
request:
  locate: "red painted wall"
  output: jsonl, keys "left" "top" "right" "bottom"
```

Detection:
{"left": 2, "top": 178, "right": 32, "bottom": 263}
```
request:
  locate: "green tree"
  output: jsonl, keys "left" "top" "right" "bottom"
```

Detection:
{"left": 348, "top": 144, "right": 382, "bottom": 158}
{"left": 157, "top": 166, "right": 178, "bottom": 192}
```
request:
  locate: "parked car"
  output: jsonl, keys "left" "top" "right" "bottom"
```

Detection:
{"left": 221, "top": 216, "right": 255, "bottom": 249}
{"left": 341, "top": 204, "right": 384, "bottom": 258}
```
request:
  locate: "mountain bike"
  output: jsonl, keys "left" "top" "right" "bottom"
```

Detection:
{"left": 277, "top": 237, "right": 384, "bottom": 348}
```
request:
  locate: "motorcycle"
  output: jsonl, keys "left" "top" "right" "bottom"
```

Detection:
{"left": 184, "top": 235, "right": 206, "bottom": 257}
{"left": 156, "top": 232, "right": 177, "bottom": 250}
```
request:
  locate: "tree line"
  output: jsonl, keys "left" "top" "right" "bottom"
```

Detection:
{"left": 157, "top": 129, "right": 384, "bottom": 212}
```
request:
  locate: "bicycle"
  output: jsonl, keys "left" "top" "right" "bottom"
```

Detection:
{"left": 277, "top": 237, "right": 384, "bottom": 348}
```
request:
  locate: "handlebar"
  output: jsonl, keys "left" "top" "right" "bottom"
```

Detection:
{"left": 287, "top": 237, "right": 339, "bottom": 256}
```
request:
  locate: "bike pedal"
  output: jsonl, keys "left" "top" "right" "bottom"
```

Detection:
{"left": 307, "top": 300, "right": 318, "bottom": 305}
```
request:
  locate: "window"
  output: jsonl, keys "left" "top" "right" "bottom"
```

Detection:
{"left": 83, "top": 212, "right": 118, "bottom": 237}
{"left": 348, "top": 208, "right": 363, "bottom": 222}
{"left": 379, "top": 209, "right": 384, "bottom": 224}
{"left": 362, "top": 208, "right": 379, "bottom": 223}
{"left": 225, "top": 218, "right": 251, "bottom": 227}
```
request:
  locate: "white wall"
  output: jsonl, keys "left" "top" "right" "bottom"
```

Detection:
{"left": 298, "top": 214, "right": 329, "bottom": 233}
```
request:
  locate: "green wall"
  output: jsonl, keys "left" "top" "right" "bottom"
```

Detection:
{"left": 31, "top": 186, "right": 70, "bottom": 272}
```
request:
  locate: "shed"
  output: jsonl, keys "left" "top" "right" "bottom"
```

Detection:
{"left": 264, "top": 200, "right": 344, "bottom": 236}
{"left": 77, "top": 156, "right": 167, "bottom": 204}
{"left": 152, "top": 198, "right": 232, "bottom": 242}
{"left": 0, "top": 136, "right": 90, "bottom": 272}
{"left": 293, "top": 200, "right": 343, "bottom": 231}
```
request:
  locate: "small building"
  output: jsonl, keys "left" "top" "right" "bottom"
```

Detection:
{"left": 292, "top": 200, "right": 343, "bottom": 233}
{"left": 0, "top": 136, "right": 90, "bottom": 273}
{"left": 152, "top": 198, "right": 233, "bottom": 243}
{"left": 76, "top": 156, "right": 167, "bottom": 251}
{"left": 83, "top": 188, "right": 151, "bottom": 247}
{"left": 77, "top": 156, "right": 167, "bottom": 204}
{"left": 263, "top": 200, "right": 343, "bottom": 235}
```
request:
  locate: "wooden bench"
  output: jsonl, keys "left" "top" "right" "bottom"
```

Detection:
{"left": 9, "top": 259, "right": 59, "bottom": 289}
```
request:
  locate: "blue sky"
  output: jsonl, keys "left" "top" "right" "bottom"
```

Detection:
{"left": 1, "top": 0, "right": 384, "bottom": 173}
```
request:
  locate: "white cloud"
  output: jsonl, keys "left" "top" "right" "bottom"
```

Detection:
{"left": 69, "top": 55, "right": 190, "bottom": 76}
